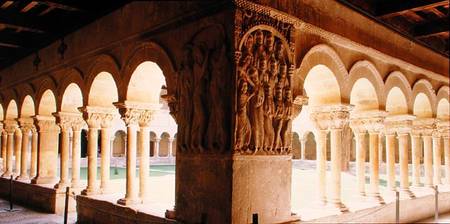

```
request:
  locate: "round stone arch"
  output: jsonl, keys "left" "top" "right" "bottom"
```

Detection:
{"left": 5, "top": 99, "right": 19, "bottom": 120}
{"left": 1, "top": 89, "right": 18, "bottom": 119}
{"left": 120, "top": 42, "right": 176, "bottom": 103}
{"left": 384, "top": 71, "right": 413, "bottom": 114}
{"left": 294, "top": 44, "right": 348, "bottom": 99}
{"left": 35, "top": 76, "right": 58, "bottom": 116}
{"left": 84, "top": 54, "right": 121, "bottom": 106}
{"left": 345, "top": 60, "right": 385, "bottom": 110}
{"left": 412, "top": 79, "right": 437, "bottom": 118}
{"left": 16, "top": 83, "right": 36, "bottom": 117}
{"left": 436, "top": 86, "right": 449, "bottom": 119}
{"left": 56, "top": 68, "right": 85, "bottom": 112}
{"left": 0, "top": 103, "right": 4, "bottom": 121}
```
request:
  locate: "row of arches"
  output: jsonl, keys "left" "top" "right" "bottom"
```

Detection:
{"left": 295, "top": 44, "right": 449, "bottom": 118}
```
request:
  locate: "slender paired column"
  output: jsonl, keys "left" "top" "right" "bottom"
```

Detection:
{"left": 368, "top": 132, "right": 381, "bottom": 200}
{"left": 1, "top": 131, "right": 7, "bottom": 173}
{"left": 398, "top": 132, "right": 413, "bottom": 197}
{"left": 154, "top": 138, "right": 160, "bottom": 157}
{"left": 55, "top": 125, "right": 70, "bottom": 189}
{"left": 378, "top": 133, "right": 384, "bottom": 164}
{"left": 300, "top": 139, "right": 306, "bottom": 160}
{"left": 443, "top": 136, "right": 450, "bottom": 185}
{"left": 71, "top": 120, "right": 84, "bottom": 188}
{"left": 118, "top": 122, "right": 139, "bottom": 205}
{"left": 411, "top": 133, "right": 422, "bottom": 187}
{"left": 139, "top": 126, "right": 150, "bottom": 202}
{"left": 13, "top": 128, "right": 22, "bottom": 177}
{"left": 354, "top": 131, "right": 366, "bottom": 196}
{"left": 83, "top": 125, "right": 99, "bottom": 195}
{"left": 100, "top": 117, "right": 114, "bottom": 194}
{"left": 423, "top": 134, "right": 433, "bottom": 187}
{"left": 2, "top": 123, "right": 17, "bottom": 177}
{"left": 315, "top": 130, "right": 328, "bottom": 204}
{"left": 329, "top": 128, "right": 345, "bottom": 209}
{"left": 30, "top": 129, "right": 38, "bottom": 179}
{"left": 17, "top": 125, "right": 31, "bottom": 181}
{"left": 168, "top": 138, "right": 174, "bottom": 157}
{"left": 432, "top": 132, "right": 442, "bottom": 185}
{"left": 385, "top": 133, "right": 396, "bottom": 191}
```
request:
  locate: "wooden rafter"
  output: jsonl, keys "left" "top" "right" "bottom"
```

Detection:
{"left": 377, "top": 0, "right": 448, "bottom": 18}
{"left": 0, "top": 11, "right": 49, "bottom": 33}
{"left": 414, "top": 16, "right": 449, "bottom": 38}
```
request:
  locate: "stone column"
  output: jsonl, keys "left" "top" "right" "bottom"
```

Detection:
{"left": 329, "top": 128, "right": 344, "bottom": 209}
{"left": 300, "top": 138, "right": 306, "bottom": 160}
{"left": 100, "top": 115, "right": 114, "bottom": 194}
{"left": 30, "top": 128, "right": 38, "bottom": 179}
{"left": 378, "top": 133, "right": 384, "bottom": 164}
{"left": 398, "top": 131, "right": 413, "bottom": 197}
{"left": 1, "top": 130, "right": 7, "bottom": 173}
{"left": 315, "top": 130, "right": 328, "bottom": 204}
{"left": 168, "top": 138, "right": 174, "bottom": 157}
{"left": 411, "top": 133, "right": 422, "bottom": 187}
{"left": 13, "top": 128, "right": 22, "bottom": 177}
{"left": 72, "top": 126, "right": 82, "bottom": 189}
{"left": 368, "top": 131, "right": 383, "bottom": 202}
{"left": 155, "top": 138, "right": 160, "bottom": 157}
{"left": 385, "top": 132, "right": 396, "bottom": 191}
{"left": 2, "top": 121, "right": 17, "bottom": 177}
{"left": 54, "top": 112, "right": 76, "bottom": 191}
{"left": 17, "top": 122, "right": 32, "bottom": 181}
{"left": 31, "top": 115, "right": 60, "bottom": 184}
{"left": 423, "top": 134, "right": 434, "bottom": 187}
{"left": 432, "top": 132, "right": 442, "bottom": 185}
{"left": 443, "top": 135, "right": 450, "bottom": 185}
{"left": 354, "top": 131, "right": 366, "bottom": 196}
{"left": 115, "top": 103, "right": 149, "bottom": 205}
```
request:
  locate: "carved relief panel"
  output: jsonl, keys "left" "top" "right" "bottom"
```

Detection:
{"left": 234, "top": 6, "right": 295, "bottom": 155}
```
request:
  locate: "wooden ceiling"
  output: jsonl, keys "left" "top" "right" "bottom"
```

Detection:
{"left": 0, "top": 0, "right": 130, "bottom": 70}
{"left": 339, "top": 0, "right": 449, "bottom": 56}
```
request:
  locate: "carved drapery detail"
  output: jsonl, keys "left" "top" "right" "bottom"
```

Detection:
{"left": 163, "top": 24, "right": 232, "bottom": 154}
{"left": 234, "top": 6, "right": 297, "bottom": 155}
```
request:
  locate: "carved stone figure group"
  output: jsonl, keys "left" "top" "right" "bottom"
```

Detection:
{"left": 235, "top": 29, "right": 293, "bottom": 154}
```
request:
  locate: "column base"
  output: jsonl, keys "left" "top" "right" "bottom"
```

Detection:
{"left": 365, "top": 193, "right": 385, "bottom": 205}
{"left": 1, "top": 171, "right": 13, "bottom": 178}
{"left": 71, "top": 181, "right": 82, "bottom": 189}
{"left": 81, "top": 187, "right": 99, "bottom": 196}
{"left": 54, "top": 181, "right": 70, "bottom": 191}
{"left": 15, "top": 175, "right": 29, "bottom": 182}
{"left": 31, "top": 176, "right": 58, "bottom": 185}
{"left": 117, "top": 197, "right": 140, "bottom": 206}
{"left": 326, "top": 201, "right": 348, "bottom": 213}
{"left": 100, "top": 185, "right": 114, "bottom": 194}
{"left": 399, "top": 188, "right": 415, "bottom": 199}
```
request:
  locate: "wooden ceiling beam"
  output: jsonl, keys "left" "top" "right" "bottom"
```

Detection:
{"left": 377, "top": 0, "right": 448, "bottom": 18}
{"left": 37, "top": 1, "right": 82, "bottom": 12}
{"left": 0, "top": 11, "right": 52, "bottom": 33}
{"left": 414, "top": 17, "right": 449, "bottom": 38}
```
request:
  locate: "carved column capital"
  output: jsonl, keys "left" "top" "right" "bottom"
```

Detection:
{"left": 33, "top": 115, "right": 60, "bottom": 133}
{"left": 114, "top": 101, "right": 158, "bottom": 127}
{"left": 411, "top": 118, "right": 435, "bottom": 136}
{"left": 3, "top": 119, "right": 18, "bottom": 134}
{"left": 18, "top": 117, "right": 34, "bottom": 134}
{"left": 80, "top": 106, "right": 117, "bottom": 129}
{"left": 436, "top": 119, "right": 450, "bottom": 138}
{"left": 384, "top": 114, "right": 415, "bottom": 135}
{"left": 310, "top": 104, "right": 353, "bottom": 131}
{"left": 350, "top": 110, "right": 386, "bottom": 134}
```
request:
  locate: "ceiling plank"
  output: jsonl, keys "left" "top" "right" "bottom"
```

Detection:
{"left": 20, "top": 1, "right": 38, "bottom": 13}
{"left": 414, "top": 16, "right": 449, "bottom": 38}
{"left": 0, "top": 11, "right": 52, "bottom": 33}
{"left": 377, "top": 0, "right": 448, "bottom": 18}
{"left": 0, "top": 1, "right": 14, "bottom": 9}
{"left": 37, "top": 1, "right": 82, "bottom": 12}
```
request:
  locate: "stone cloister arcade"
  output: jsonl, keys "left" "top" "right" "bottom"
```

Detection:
{"left": 0, "top": 1, "right": 448, "bottom": 223}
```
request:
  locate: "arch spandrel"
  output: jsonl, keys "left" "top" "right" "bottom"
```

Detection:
{"left": 384, "top": 71, "right": 413, "bottom": 114}
{"left": 295, "top": 44, "right": 348, "bottom": 101}
{"left": 346, "top": 60, "right": 385, "bottom": 108}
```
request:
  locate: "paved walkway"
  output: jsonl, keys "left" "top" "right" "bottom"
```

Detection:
{"left": 417, "top": 212, "right": 450, "bottom": 223}
{"left": 0, "top": 198, "right": 76, "bottom": 224}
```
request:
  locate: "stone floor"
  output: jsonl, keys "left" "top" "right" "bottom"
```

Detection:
{"left": 0, "top": 198, "right": 77, "bottom": 224}
{"left": 418, "top": 212, "right": 450, "bottom": 223}
{"left": 1, "top": 160, "right": 449, "bottom": 223}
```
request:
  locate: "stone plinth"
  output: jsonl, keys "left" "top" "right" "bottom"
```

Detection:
{"left": 0, "top": 177, "right": 76, "bottom": 214}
